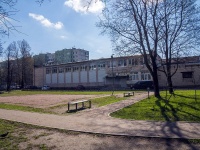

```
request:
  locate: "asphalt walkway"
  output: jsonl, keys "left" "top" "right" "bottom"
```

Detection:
{"left": 0, "top": 92, "right": 200, "bottom": 139}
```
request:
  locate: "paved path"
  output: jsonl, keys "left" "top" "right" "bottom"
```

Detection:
{"left": 0, "top": 92, "right": 200, "bottom": 139}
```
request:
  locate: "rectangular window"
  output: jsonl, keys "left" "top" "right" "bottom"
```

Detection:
{"left": 140, "top": 57, "right": 144, "bottom": 65}
{"left": 124, "top": 59, "right": 127, "bottom": 66}
{"left": 52, "top": 67, "right": 57, "bottom": 74}
{"left": 73, "top": 66, "right": 79, "bottom": 72}
{"left": 141, "top": 72, "right": 151, "bottom": 80}
{"left": 81, "top": 65, "right": 87, "bottom": 71}
{"left": 59, "top": 68, "right": 63, "bottom": 73}
{"left": 181, "top": 72, "right": 193, "bottom": 78}
{"left": 129, "top": 59, "right": 132, "bottom": 65}
{"left": 65, "top": 67, "right": 71, "bottom": 72}
{"left": 46, "top": 68, "right": 51, "bottom": 74}
{"left": 132, "top": 73, "right": 139, "bottom": 80}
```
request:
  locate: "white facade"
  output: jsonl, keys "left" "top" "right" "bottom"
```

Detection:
{"left": 39, "top": 55, "right": 152, "bottom": 88}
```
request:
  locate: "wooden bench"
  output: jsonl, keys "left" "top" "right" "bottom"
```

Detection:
{"left": 68, "top": 99, "right": 91, "bottom": 112}
{"left": 124, "top": 91, "right": 134, "bottom": 97}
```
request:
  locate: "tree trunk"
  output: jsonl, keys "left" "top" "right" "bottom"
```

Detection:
{"left": 152, "top": 62, "right": 161, "bottom": 98}
{"left": 6, "top": 60, "right": 11, "bottom": 91}
{"left": 167, "top": 75, "right": 174, "bottom": 94}
{"left": 167, "top": 65, "right": 174, "bottom": 94}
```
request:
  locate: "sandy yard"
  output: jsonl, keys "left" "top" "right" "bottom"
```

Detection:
{"left": 0, "top": 94, "right": 101, "bottom": 108}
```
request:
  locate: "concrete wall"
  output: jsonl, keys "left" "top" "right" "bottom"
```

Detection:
{"left": 34, "top": 67, "right": 44, "bottom": 87}
{"left": 158, "top": 64, "right": 200, "bottom": 87}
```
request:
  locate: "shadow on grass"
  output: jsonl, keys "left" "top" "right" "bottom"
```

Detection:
{"left": 174, "top": 93, "right": 200, "bottom": 101}
{"left": 155, "top": 95, "right": 200, "bottom": 150}
{"left": 155, "top": 94, "right": 200, "bottom": 122}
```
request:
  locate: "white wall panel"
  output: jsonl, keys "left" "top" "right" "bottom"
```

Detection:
{"left": 98, "top": 69, "right": 106, "bottom": 82}
{"left": 46, "top": 74, "right": 51, "bottom": 84}
{"left": 73, "top": 72, "right": 79, "bottom": 83}
{"left": 58, "top": 73, "right": 64, "bottom": 83}
{"left": 52, "top": 74, "right": 57, "bottom": 83}
{"left": 80, "top": 71, "right": 87, "bottom": 83}
{"left": 66, "top": 73, "right": 71, "bottom": 83}
{"left": 89, "top": 70, "right": 96, "bottom": 82}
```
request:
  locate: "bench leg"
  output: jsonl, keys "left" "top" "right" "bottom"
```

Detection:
{"left": 68, "top": 103, "right": 70, "bottom": 112}
{"left": 76, "top": 103, "right": 78, "bottom": 110}
{"left": 82, "top": 102, "right": 84, "bottom": 108}
{"left": 89, "top": 100, "right": 91, "bottom": 108}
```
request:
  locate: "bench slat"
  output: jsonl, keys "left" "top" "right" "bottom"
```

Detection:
{"left": 69, "top": 99, "right": 89, "bottom": 104}
{"left": 68, "top": 99, "right": 91, "bottom": 112}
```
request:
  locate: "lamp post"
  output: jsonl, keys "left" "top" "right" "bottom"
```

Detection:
{"left": 111, "top": 54, "right": 114, "bottom": 95}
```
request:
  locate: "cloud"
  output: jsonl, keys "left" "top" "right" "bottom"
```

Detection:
{"left": 60, "top": 35, "right": 67, "bottom": 39}
{"left": 64, "top": 0, "right": 105, "bottom": 14}
{"left": 29, "top": 13, "right": 64, "bottom": 30}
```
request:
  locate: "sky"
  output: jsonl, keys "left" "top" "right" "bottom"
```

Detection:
{"left": 3, "top": 0, "right": 112, "bottom": 59}
{"left": 3, "top": 0, "right": 200, "bottom": 60}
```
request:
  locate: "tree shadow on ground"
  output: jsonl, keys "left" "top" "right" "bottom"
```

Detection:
{"left": 154, "top": 95, "right": 199, "bottom": 150}
{"left": 91, "top": 136, "right": 200, "bottom": 150}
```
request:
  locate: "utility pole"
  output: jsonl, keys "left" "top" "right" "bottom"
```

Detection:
{"left": 111, "top": 54, "right": 114, "bottom": 95}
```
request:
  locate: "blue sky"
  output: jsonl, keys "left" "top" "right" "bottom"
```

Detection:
{"left": 3, "top": 0, "right": 200, "bottom": 59}
{"left": 4, "top": 0, "right": 112, "bottom": 59}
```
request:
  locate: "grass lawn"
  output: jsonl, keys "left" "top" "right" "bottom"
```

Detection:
{"left": 92, "top": 95, "right": 126, "bottom": 107}
{"left": 0, "top": 103, "right": 53, "bottom": 114}
{"left": 111, "top": 90, "right": 200, "bottom": 122}
{"left": 0, "top": 90, "right": 126, "bottom": 97}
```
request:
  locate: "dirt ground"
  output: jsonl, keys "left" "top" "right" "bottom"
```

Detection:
{"left": 1, "top": 94, "right": 200, "bottom": 149}
{"left": 9, "top": 126, "right": 200, "bottom": 150}
{"left": 0, "top": 94, "right": 101, "bottom": 108}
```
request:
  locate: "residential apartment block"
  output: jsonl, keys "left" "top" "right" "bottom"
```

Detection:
{"left": 55, "top": 48, "right": 89, "bottom": 64}
{"left": 33, "top": 48, "right": 89, "bottom": 67}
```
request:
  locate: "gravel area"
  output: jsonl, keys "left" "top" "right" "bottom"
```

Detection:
{"left": 16, "top": 127, "right": 200, "bottom": 150}
{"left": 0, "top": 94, "right": 99, "bottom": 108}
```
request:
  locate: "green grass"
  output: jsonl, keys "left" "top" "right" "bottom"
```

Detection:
{"left": 0, "top": 119, "right": 26, "bottom": 150}
{"left": 111, "top": 90, "right": 200, "bottom": 122}
{"left": 0, "top": 90, "right": 126, "bottom": 97}
{"left": 0, "top": 103, "right": 53, "bottom": 114}
{"left": 92, "top": 95, "right": 126, "bottom": 107}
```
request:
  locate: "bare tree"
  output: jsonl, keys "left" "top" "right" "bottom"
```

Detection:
{"left": 4, "top": 41, "right": 17, "bottom": 91}
{"left": 98, "top": 0, "right": 163, "bottom": 97}
{"left": 18, "top": 39, "right": 31, "bottom": 88}
{"left": 157, "top": 0, "right": 200, "bottom": 94}
{"left": 0, "top": 0, "right": 18, "bottom": 38}
{"left": 98, "top": 0, "right": 200, "bottom": 97}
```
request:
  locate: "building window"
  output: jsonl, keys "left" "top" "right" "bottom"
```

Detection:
{"left": 131, "top": 73, "right": 139, "bottom": 80}
{"left": 98, "top": 63, "right": 106, "bottom": 70}
{"left": 81, "top": 65, "right": 87, "bottom": 71}
{"left": 73, "top": 66, "right": 79, "bottom": 72}
{"left": 65, "top": 67, "right": 71, "bottom": 72}
{"left": 181, "top": 72, "right": 193, "bottom": 78}
{"left": 140, "top": 57, "right": 144, "bottom": 65}
{"left": 129, "top": 59, "right": 132, "bottom": 65}
{"left": 141, "top": 72, "right": 151, "bottom": 80}
{"left": 118, "top": 59, "right": 126, "bottom": 67}
{"left": 46, "top": 68, "right": 51, "bottom": 74}
{"left": 52, "top": 67, "right": 57, "bottom": 74}
{"left": 132, "top": 58, "right": 138, "bottom": 66}
{"left": 89, "top": 64, "right": 96, "bottom": 70}
{"left": 59, "top": 68, "right": 63, "bottom": 73}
